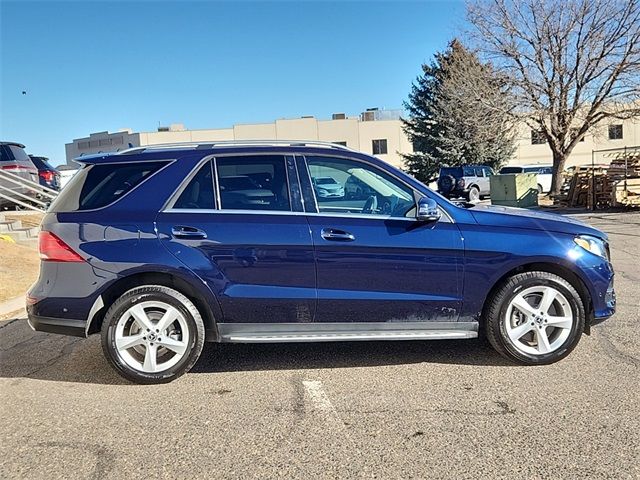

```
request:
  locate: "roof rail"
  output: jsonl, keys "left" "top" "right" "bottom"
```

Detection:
{"left": 115, "top": 140, "right": 356, "bottom": 155}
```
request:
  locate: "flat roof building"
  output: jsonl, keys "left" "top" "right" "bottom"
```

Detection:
{"left": 66, "top": 108, "right": 639, "bottom": 171}
{"left": 65, "top": 109, "right": 412, "bottom": 169}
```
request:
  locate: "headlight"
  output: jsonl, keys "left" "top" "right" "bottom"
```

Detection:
{"left": 574, "top": 235, "right": 609, "bottom": 260}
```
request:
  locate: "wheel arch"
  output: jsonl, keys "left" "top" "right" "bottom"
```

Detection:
{"left": 480, "top": 261, "right": 593, "bottom": 332}
{"left": 87, "top": 271, "right": 219, "bottom": 340}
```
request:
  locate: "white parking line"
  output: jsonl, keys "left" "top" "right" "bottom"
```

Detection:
{"left": 303, "top": 380, "right": 338, "bottom": 414}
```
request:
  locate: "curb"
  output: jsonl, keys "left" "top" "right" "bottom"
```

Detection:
{"left": 0, "top": 296, "right": 25, "bottom": 317}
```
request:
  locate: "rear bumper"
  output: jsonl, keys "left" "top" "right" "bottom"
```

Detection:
{"left": 27, "top": 314, "right": 87, "bottom": 337}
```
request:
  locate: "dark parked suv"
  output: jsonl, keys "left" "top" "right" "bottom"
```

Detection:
{"left": 28, "top": 141, "right": 615, "bottom": 383}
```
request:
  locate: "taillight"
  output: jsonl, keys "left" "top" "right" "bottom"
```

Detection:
{"left": 1, "top": 164, "right": 26, "bottom": 171}
{"left": 39, "top": 171, "right": 55, "bottom": 182}
{"left": 39, "top": 232, "right": 84, "bottom": 262}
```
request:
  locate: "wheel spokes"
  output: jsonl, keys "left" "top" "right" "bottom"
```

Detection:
{"left": 157, "top": 337, "right": 187, "bottom": 355}
{"left": 143, "top": 343, "right": 158, "bottom": 372}
{"left": 116, "top": 332, "right": 145, "bottom": 351}
{"left": 129, "top": 304, "right": 154, "bottom": 331}
{"left": 538, "top": 287, "right": 558, "bottom": 315}
{"left": 511, "top": 294, "right": 536, "bottom": 318}
{"left": 508, "top": 321, "right": 534, "bottom": 342}
{"left": 155, "top": 306, "right": 180, "bottom": 333}
{"left": 546, "top": 315, "right": 573, "bottom": 330}
{"left": 536, "top": 328, "right": 552, "bottom": 354}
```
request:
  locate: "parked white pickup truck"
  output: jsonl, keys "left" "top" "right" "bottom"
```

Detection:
{"left": 499, "top": 164, "right": 553, "bottom": 193}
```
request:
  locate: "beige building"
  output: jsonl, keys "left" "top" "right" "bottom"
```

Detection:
{"left": 511, "top": 116, "right": 640, "bottom": 167}
{"left": 66, "top": 109, "right": 639, "bottom": 171}
{"left": 65, "top": 109, "right": 413, "bottom": 168}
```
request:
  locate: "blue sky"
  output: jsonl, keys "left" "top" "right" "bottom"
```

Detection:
{"left": 1, "top": 0, "right": 464, "bottom": 165}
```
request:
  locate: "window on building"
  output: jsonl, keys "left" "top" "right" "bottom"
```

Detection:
{"left": 78, "top": 141, "right": 90, "bottom": 150}
{"left": 216, "top": 155, "right": 290, "bottom": 211}
{"left": 372, "top": 139, "right": 388, "bottom": 155}
{"left": 609, "top": 124, "right": 623, "bottom": 140}
{"left": 333, "top": 141, "right": 347, "bottom": 147}
{"left": 173, "top": 161, "right": 216, "bottom": 209}
{"left": 306, "top": 156, "right": 415, "bottom": 218}
{"left": 531, "top": 130, "right": 546, "bottom": 145}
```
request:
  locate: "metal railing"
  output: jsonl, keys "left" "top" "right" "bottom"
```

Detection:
{"left": 0, "top": 169, "right": 58, "bottom": 212}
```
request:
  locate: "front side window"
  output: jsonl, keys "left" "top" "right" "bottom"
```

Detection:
{"left": 372, "top": 139, "right": 388, "bottom": 155}
{"left": 173, "top": 161, "right": 215, "bottom": 209}
{"left": 216, "top": 155, "right": 290, "bottom": 211}
{"left": 306, "top": 156, "right": 415, "bottom": 218}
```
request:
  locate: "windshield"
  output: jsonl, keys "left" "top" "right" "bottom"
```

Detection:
{"left": 315, "top": 177, "right": 337, "bottom": 185}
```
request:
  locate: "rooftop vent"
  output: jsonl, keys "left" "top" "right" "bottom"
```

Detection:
{"left": 332, "top": 113, "right": 346, "bottom": 120}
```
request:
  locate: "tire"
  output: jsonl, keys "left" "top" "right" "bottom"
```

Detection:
{"left": 537, "top": 184, "right": 544, "bottom": 194}
{"left": 101, "top": 285, "right": 205, "bottom": 384}
{"left": 438, "top": 175, "right": 456, "bottom": 196}
{"left": 485, "top": 271, "right": 585, "bottom": 365}
{"left": 466, "top": 186, "right": 480, "bottom": 202}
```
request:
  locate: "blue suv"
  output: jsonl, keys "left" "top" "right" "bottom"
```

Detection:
{"left": 27, "top": 141, "right": 615, "bottom": 383}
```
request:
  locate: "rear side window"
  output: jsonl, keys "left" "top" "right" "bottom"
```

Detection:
{"left": 1, "top": 145, "right": 30, "bottom": 162}
{"left": 216, "top": 155, "right": 290, "bottom": 211}
{"left": 499, "top": 167, "right": 523, "bottom": 174}
{"left": 50, "top": 161, "right": 166, "bottom": 212}
{"left": 173, "top": 161, "right": 215, "bottom": 209}
{"left": 439, "top": 167, "right": 463, "bottom": 177}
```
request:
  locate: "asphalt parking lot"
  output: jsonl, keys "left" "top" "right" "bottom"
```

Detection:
{"left": 1, "top": 211, "right": 638, "bottom": 479}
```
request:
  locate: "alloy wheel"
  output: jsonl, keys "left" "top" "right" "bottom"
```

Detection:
{"left": 504, "top": 286, "right": 574, "bottom": 356}
{"left": 114, "top": 301, "right": 190, "bottom": 373}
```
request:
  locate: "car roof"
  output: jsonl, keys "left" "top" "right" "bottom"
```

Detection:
{"left": 0, "top": 141, "right": 26, "bottom": 148}
{"left": 73, "top": 140, "right": 358, "bottom": 164}
{"left": 521, "top": 164, "right": 552, "bottom": 168}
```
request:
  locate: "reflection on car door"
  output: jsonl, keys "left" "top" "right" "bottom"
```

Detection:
{"left": 302, "top": 155, "right": 463, "bottom": 323}
{"left": 156, "top": 155, "right": 317, "bottom": 324}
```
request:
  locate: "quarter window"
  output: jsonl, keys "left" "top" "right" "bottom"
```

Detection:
{"left": 305, "top": 156, "right": 415, "bottom": 218}
{"left": 216, "top": 155, "right": 291, "bottom": 211}
{"left": 372, "top": 139, "right": 388, "bottom": 155}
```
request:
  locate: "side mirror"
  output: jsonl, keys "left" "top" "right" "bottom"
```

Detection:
{"left": 416, "top": 197, "right": 441, "bottom": 222}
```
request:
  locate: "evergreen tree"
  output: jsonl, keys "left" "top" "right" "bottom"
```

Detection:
{"left": 402, "top": 39, "right": 516, "bottom": 182}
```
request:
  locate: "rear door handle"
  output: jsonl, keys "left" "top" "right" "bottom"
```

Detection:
{"left": 321, "top": 228, "right": 355, "bottom": 242}
{"left": 171, "top": 226, "right": 207, "bottom": 239}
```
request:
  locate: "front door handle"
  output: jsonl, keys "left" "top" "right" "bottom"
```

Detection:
{"left": 171, "top": 226, "right": 207, "bottom": 239}
{"left": 321, "top": 228, "right": 355, "bottom": 242}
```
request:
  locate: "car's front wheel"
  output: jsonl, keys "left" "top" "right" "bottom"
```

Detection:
{"left": 101, "top": 285, "right": 205, "bottom": 384}
{"left": 485, "top": 272, "right": 585, "bottom": 365}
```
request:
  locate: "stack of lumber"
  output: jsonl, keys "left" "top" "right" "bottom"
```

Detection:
{"left": 557, "top": 153, "right": 640, "bottom": 209}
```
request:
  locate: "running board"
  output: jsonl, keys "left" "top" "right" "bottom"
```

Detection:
{"left": 217, "top": 322, "right": 478, "bottom": 343}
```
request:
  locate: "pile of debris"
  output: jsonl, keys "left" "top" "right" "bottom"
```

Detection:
{"left": 556, "top": 151, "right": 640, "bottom": 209}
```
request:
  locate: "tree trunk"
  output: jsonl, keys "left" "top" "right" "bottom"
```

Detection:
{"left": 550, "top": 149, "right": 568, "bottom": 196}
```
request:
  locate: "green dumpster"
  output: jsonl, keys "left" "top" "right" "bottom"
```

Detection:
{"left": 490, "top": 173, "right": 538, "bottom": 208}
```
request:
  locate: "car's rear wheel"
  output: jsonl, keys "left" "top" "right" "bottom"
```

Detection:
{"left": 101, "top": 285, "right": 205, "bottom": 384}
{"left": 485, "top": 272, "right": 585, "bottom": 365}
{"left": 537, "top": 184, "right": 543, "bottom": 194}
{"left": 466, "top": 186, "right": 480, "bottom": 202}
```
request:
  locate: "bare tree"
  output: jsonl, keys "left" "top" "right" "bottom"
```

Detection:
{"left": 467, "top": 0, "right": 640, "bottom": 194}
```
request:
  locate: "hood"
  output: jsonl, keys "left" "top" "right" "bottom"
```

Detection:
{"left": 468, "top": 204, "right": 607, "bottom": 239}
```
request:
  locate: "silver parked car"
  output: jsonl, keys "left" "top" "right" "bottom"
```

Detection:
{"left": 0, "top": 142, "right": 40, "bottom": 209}
{"left": 312, "top": 176, "right": 345, "bottom": 199}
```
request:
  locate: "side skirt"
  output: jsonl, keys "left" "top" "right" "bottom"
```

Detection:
{"left": 216, "top": 322, "right": 478, "bottom": 343}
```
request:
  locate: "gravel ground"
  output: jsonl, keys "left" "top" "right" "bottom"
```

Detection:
{"left": 0, "top": 211, "right": 638, "bottom": 479}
